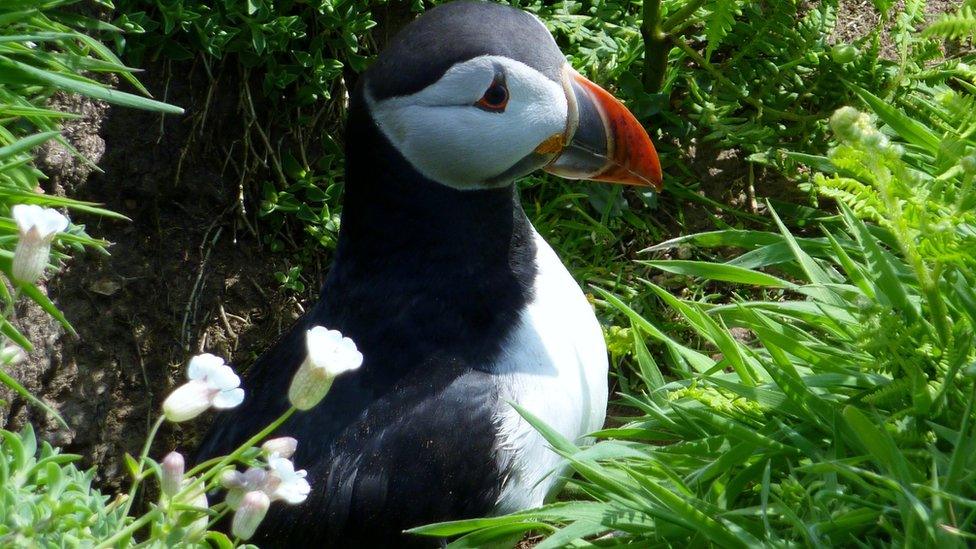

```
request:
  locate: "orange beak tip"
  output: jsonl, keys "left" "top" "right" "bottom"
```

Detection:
{"left": 574, "top": 73, "right": 663, "bottom": 191}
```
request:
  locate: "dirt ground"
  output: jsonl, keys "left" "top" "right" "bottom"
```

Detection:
{"left": 1, "top": 0, "right": 961, "bottom": 497}
{"left": 2, "top": 65, "right": 307, "bottom": 491}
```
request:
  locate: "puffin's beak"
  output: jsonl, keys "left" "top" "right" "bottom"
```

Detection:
{"left": 540, "top": 67, "right": 662, "bottom": 190}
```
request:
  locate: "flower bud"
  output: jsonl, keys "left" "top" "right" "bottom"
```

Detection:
{"left": 262, "top": 436, "right": 298, "bottom": 459}
{"left": 0, "top": 346, "right": 26, "bottom": 365}
{"left": 183, "top": 481, "right": 209, "bottom": 541}
{"left": 961, "top": 154, "right": 976, "bottom": 175}
{"left": 830, "top": 43, "right": 858, "bottom": 64}
{"left": 830, "top": 107, "right": 863, "bottom": 142}
{"left": 232, "top": 490, "right": 270, "bottom": 541}
{"left": 220, "top": 469, "right": 241, "bottom": 489}
{"left": 161, "top": 451, "right": 185, "bottom": 498}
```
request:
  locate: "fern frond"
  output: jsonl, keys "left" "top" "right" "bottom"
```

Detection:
{"left": 862, "top": 376, "right": 912, "bottom": 407}
{"left": 923, "top": 7, "right": 976, "bottom": 40}
{"left": 704, "top": 0, "right": 740, "bottom": 59}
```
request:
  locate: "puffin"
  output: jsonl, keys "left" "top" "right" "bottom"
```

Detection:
{"left": 195, "top": 1, "right": 662, "bottom": 546}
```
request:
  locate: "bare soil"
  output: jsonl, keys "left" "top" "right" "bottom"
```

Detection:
{"left": 2, "top": 64, "right": 306, "bottom": 492}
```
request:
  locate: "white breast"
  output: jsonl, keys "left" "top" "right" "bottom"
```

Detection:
{"left": 491, "top": 229, "right": 608, "bottom": 514}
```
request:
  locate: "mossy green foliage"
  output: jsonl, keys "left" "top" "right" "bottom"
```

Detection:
{"left": 0, "top": 424, "right": 127, "bottom": 546}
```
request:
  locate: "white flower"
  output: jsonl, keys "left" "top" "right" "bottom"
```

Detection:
{"left": 11, "top": 204, "right": 68, "bottom": 284}
{"left": 232, "top": 490, "right": 270, "bottom": 541}
{"left": 305, "top": 327, "right": 363, "bottom": 375}
{"left": 221, "top": 467, "right": 267, "bottom": 510}
{"left": 162, "top": 353, "right": 244, "bottom": 422}
{"left": 287, "top": 326, "right": 362, "bottom": 410}
{"left": 221, "top": 456, "right": 310, "bottom": 510}
{"left": 161, "top": 451, "right": 185, "bottom": 498}
{"left": 261, "top": 436, "right": 298, "bottom": 459}
{"left": 264, "top": 455, "right": 311, "bottom": 504}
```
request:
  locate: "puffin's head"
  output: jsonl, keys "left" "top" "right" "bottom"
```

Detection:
{"left": 362, "top": 0, "right": 662, "bottom": 191}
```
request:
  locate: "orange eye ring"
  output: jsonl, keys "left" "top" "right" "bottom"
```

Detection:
{"left": 475, "top": 80, "right": 508, "bottom": 112}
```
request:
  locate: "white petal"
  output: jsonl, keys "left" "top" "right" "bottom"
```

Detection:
{"left": 268, "top": 456, "right": 295, "bottom": 475}
{"left": 273, "top": 475, "right": 311, "bottom": 504}
{"left": 38, "top": 208, "right": 69, "bottom": 236}
{"left": 12, "top": 205, "right": 67, "bottom": 240}
{"left": 187, "top": 353, "right": 225, "bottom": 381}
{"left": 162, "top": 381, "right": 213, "bottom": 422}
{"left": 208, "top": 364, "right": 241, "bottom": 391}
{"left": 305, "top": 326, "right": 343, "bottom": 368}
{"left": 12, "top": 204, "right": 38, "bottom": 234}
{"left": 212, "top": 387, "right": 244, "bottom": 409}
{"left": 328, "top": 348, "right": 363, "bottom": 377}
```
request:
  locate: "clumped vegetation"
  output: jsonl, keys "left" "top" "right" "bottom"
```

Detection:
{"left": 0, "top": 0, "right": 974, "bottom": 547}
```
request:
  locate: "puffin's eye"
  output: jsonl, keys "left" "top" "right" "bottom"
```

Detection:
{"left": 475, "top": 80, "right": 508, "bottom": 112}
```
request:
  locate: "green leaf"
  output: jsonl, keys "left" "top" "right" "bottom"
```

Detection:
{"left": 0, "top": 130, "right": 60, "bottom": 160}
{"left": 631, "top": 329, "right": 666, "bottom": 403}
{"left": 0, "top": 368, "right": 67, "bottom": 429}
{"left": 838, "top": 202, "right": 918, "bottom": 320}
{"left": 0, "top": 57, "right": 183, "bottom": 114}
{"left": 0, "top": 318, "right": 32, "bottom": 351}
{"left": 508, "top": 400, "right": 579, "bottom": 455}
{"left": 852, "top": 86, "right": 940, "bottom": 153}
{"left": 841, "top": 406, "right": 916, "bottom": 484}
{"left": 642, "top": 260, "right": 796, "bottom": 288}
{"left": 592, "top": 285, "right": 713, "bottom": 373}
{"left": 447, "top": 522, "right": 552, "bottom": 548}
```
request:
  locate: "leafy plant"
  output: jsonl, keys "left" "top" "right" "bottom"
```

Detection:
{"left": 0, "top": 424, "right": 127, "bottom": 546}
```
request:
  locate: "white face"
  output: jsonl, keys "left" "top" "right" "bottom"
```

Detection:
{"left": 365, "top": 55, "right": 569, "bottom": 190}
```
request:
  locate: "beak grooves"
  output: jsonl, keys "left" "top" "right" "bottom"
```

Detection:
{"left": 544, "top": 68, "right": 663, "bottom": 191}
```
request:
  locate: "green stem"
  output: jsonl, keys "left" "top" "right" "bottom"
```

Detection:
{"left": 121, "top": 416, "right": 167, "bottom": 518}
{"left": 94, "top": 507, "right": 162, "bottom": 549}
{"left": 878, "top": 163, "right": 950, "bottom": 345}
{"left": 176, "top": 406, "right": 298, "bottom": 508}
{"left": 96, "top": 408, "right": 295, "bottom": 548}
{"left": 184, "top": 454, "right": 230, "bottom": 479}
{"left": 641, "top": 0, "right": 668, "bottom": 93}
{"left": 206, "top": 505, "right": 230, "bottom": 530}
{"left": 661, "top": 0, "right": 708, "bottom": 34}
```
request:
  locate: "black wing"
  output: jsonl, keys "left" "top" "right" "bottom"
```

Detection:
{"left": 256, "top": 363, "right": 502, "bottom": 547}
{"left": 195, "top": 317, "right": 504, "bottom": 547}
